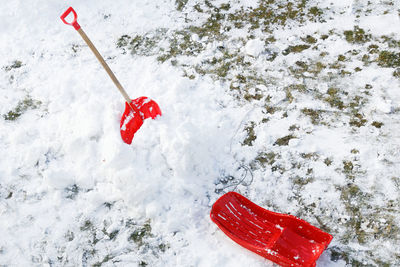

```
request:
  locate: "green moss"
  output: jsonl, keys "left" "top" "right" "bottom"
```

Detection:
{"left": 3, "top": 96, "right": 42, "bottom": 121}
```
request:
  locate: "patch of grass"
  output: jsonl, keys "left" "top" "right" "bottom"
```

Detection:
{"left": 301, "top": 35, "right": 317, "bottom": 44}
{"left": 377, "top": 51, "right": 400, "bottom": 68}
{"left": 344, "top": 26, "right": 371, "bottom": 44}
{"left": 282, "top": 44, "right": 311, "bottom": 55}
{"left": 343, "top": 160, "right": 354, "bottom": 175}
{"left": 371, "top": 121, "right": 383, "bottom": 128}
{"left": 285, "top": 84, "right": 307, "bottom": 102}
{"left": 103, "top": 229, "right": 119, "bottom": 241}
{"left": 117, "top": 29, "right": 169, "bottom": 57}
{"left": 116, "top": 35, "right": 131, "bottom": 48}
{"left": 393, "top": 68, "right": 400, "bottom": 78}
{"left": 128, "top": 220, "right": 152, "bottom": 247}
{"left": 368, "top": 44, "right": 379, "bottom": 54}
{"left": 175, "top": 0, "right": 188, "bottom": 11}
{"left": 337, "top": 55, "right": 346, "bottom": 61}
{"left": 289, "top": 124, "right": 300, "bottom": 131}
{"left": 381, "top": 36, "right": 400, "bottom": 48}
{"left": 116, "top": 1, "right": 326, "bottom": 104}
{"left": 65, "top": 230, "right": 74, "bottom": 242}
{"left": 349, "top": 113, "right": 367, "bottom": 127}
{"left": 64, "top": 184, "right": 79, "bottom": 200}
{"left": 4, "top": 60, "right": 22, "bottom": 71}
{"left": 301, "top": 108, "right": 322, "bottom": 125}
{"left": 308, "top": 6, "right": 323, "bottom": 18}
{"left": 93, "top": 254, "right": 115, "bottom": 267}
{"left": 71, "top": 44, "right": 80, "bottom": 53}
{"left": 254, "top": 152, "right": 278, "bottom": 167}
{"left": 3, "top": 96, "right": 42, "bottom": 121}
{"left": 274, "top": 134, "right": 295, "bottom": 146}
{"left": 292, "top": 175, "right": 314, "bottom": 186}
{"left": 80, "top": 220, "right": 94, "bottom": 231}
{"left": 242, "top": 122, "right": 257, "bottom": 146}
{"left": 329, "top": 247, "right": 365, "bottom": 265}
{"left": 300, "top": 152, "right": 319, "bottom": 160}
{"left": 324, "top": 87, "right": 345, "bottom": 110}
{"left": 324, "top": 158, "right": 333, "bottom": 166}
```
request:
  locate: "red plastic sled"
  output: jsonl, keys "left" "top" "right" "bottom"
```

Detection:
{"left": 210, "top": 192, "right": 332, "bottom": 267}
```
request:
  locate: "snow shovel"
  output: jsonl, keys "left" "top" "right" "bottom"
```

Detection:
{"left": 60, "top": 7, "right": 161, "bottom": 144}
{"left": 210, "top": 192, "right": 333, "bottom": 267}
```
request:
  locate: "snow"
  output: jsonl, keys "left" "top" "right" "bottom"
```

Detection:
{"left": 1, "top": 0, "right": 400, "bottom": 266}
{"left": 244, "top": 39, "right": 265, "bottom": 57}
{"left": 359, "top": 14, "right": 400, "bottom": 36}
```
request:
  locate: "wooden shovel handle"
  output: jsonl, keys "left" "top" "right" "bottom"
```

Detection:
{"left": 77, "top": 28, "right": 132, "bottom": 103}
{"left": 60, "top": 7, "right": 132, "bottom": 104}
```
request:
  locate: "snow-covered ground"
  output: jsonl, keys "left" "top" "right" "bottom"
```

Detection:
{"left": 1, "top": 1, "right": 400, "bottom": 266}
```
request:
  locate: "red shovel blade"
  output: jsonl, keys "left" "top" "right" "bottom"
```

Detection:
{"left": 210, "top": 192, "right": 333, "bottom": 267}
{"left": 120, "top": 97, "right": 162, "bottom": 144}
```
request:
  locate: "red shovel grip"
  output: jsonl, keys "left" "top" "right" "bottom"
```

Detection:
{"left": 60, "top": 7, "right": 81, "bottom": 30}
